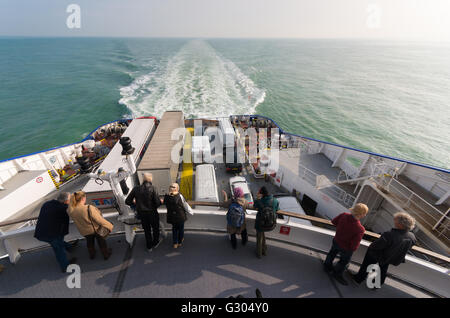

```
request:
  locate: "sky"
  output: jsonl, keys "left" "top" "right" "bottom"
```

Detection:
{"left": 0, "top": 0, "right": 450, "bottom": 41}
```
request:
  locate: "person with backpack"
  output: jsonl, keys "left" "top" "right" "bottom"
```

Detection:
{"left": 162, "top": 183, "right": 193, "bottom": 249}
{"left": 125, "top": 173, "right": 162, "bottom": 252}
{"left": 254, "top": 186, "right": 279, "bottom": 258}
{"left": 349, "top": 212, "right": 417, "bottom": 289}
{"left": 222, "top": 188, "right": 248, "bottom": 249}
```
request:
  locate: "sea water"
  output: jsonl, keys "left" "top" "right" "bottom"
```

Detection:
{"left": 0, "top": 37, "right": 448, "bottom": 169}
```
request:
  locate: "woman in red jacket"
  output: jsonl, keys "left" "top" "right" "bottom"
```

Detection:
{"left": 323, "top": 203, "right": 369, "bottom": 285}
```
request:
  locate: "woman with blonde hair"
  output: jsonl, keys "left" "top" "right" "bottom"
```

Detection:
{"left": 162, "top": 183, "right": 193, "bottom": 248}
{"left": 68, "top": 191, "right": 114, "bottom": 260}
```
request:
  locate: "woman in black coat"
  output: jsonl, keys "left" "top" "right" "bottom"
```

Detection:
{"left": 163, "top": 183, "right": 192, "bottom": 248}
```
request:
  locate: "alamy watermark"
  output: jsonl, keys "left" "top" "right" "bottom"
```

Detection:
{"left": 366, "top": 3, "right": 382, "bottom": 29}
{"left": 66, "top": 264, "right": 81, "bottom": 289}
{"left": 170, "top": 121, "right": 280, "bottom": 175}
{"left": 366, "top": 264, "right": 381, "bottom": 289}
{"left": 66, "top": 4, "right": 81, "bottom": 29}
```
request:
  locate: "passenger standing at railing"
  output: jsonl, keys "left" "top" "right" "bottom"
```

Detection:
{"left": 125, "top": 173, "right": 162, "bottom": 252}
{"left": 162, "top": 183, "right": 193, "bottom": 249}
{"left": 68, "top": 191, "right": 114, "bottom": 260}
{"left": 349, "top": 212, "right": 416, "bottom": 289}
{"left": 222, "top": 188, "right": 248, "bottom": 249}
{"left": 254, "top": 186, "right": 280, "bottom": 259}
{"left": 323, "top": 203, "right": 368, "bottom": 285}
{"left": 34, "top": 192, "right": 79, "bottom": 272}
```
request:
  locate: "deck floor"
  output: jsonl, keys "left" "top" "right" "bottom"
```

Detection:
{"left": 0, "top": 231, "right": 432, "bottom": 298}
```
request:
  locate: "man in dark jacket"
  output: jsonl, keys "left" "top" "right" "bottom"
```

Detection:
{"left": 350, "top": 212, "right": 417, "bottom": 289}
{"left": 34, "top": 192, "right": 77, "bottom": 272}
{"left": 125, "top": 173, "right": 161, "bottom": 252}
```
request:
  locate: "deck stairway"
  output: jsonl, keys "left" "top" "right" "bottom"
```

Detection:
{"left": 373, "top": 175, "right": 450, "bottom": 254}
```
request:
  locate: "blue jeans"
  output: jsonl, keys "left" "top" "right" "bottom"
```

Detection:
{"left": 40, "top": 236, "right": 71, "bottom": 271}
{"left": 324, "top": 239, "right": 353, "bottom": 275}
{"left": 172, "top": 222, "right": 185, "bottom": 245}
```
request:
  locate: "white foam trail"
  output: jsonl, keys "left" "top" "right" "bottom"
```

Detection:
{"left": 119, "top": 40, "right": 265, "bottom": 118}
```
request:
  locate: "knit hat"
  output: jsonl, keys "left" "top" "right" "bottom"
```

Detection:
{"left": 233, "top": 187, "right": 244, "bottom": 198}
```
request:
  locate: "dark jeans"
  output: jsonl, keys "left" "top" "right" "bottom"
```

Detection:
{"left": 172, "top": 222, "right": 185, "bottom": 245}
{"left": 140, "top": 212, "right": 160, "bottom": 249}
{"left": 353, "top": 251, "right": 389, "bottom": 286}
{"left": 324, "top": 239, "right": 353, "bottom": 275}
{"left": 85, "top": 233, "right": 109, "bottom": 258}
{"left": 230, "top": 229, "right": 248, "bottom": 248}
{"left": 40, "top": 236, "right": 71, "bottom": 271}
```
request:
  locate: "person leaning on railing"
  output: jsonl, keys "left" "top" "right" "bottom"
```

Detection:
{"left": 254, "top": 186, "right": 280, "bottom": 259}
{"left": 323, "top": 203, "right": 369, "bottom": 286}
{"left": 33, "top": 192, "right": 79, "bottom": 272}
{"left": 349, "top": 212, "right": 417, "bottom": 289}
{"left": 222, "top": 188, "right": 249, "bottom": 250}
{"left": 68, "top": 191, "right": 114, "bottom": 260}
{"left": 125, "top": 173, "right": 162, "bottom": 252}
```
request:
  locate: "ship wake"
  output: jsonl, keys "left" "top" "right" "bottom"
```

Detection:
{"left": 119, "top": 39, "right": 265, "bottom": 118}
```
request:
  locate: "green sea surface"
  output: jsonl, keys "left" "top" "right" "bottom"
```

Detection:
{"left": 0, "top": 37, "right": 448, "bottom": 170}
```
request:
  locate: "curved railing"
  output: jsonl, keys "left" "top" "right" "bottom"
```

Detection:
{"left": 1, "top": 201, "right": 448, "bottom": 265}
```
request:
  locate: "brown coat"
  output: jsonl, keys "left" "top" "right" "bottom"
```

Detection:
{"left": 68, "top": 204, "right": 114, "bottom": 236}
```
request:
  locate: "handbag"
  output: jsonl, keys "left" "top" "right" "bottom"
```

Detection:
{"left": 88, "top": 205, "right": 111, "bottom": 238}
{"left": 180, "top": 194, "right": 194, "bottom": 216}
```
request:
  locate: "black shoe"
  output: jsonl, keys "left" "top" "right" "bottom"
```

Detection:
{"left": 62, "top": 258, "right": 77, "bottom": 273}
{"left": 323, "top": 264, "right": 334, "bottom": 274}
{"left": 242, "top": 235, "right": 248, "bottom": 246}
{"left": 348, "top": 273, "right": 362, "bottom": 286}
{"left": 333, "top": 273, "right": 349, "bottom": 286}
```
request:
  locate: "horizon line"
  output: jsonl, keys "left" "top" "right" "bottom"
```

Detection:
{"left": 1, "top": 35, "right": 450, "bottom": 43}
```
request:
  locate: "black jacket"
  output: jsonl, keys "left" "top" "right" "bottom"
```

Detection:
{"left": 34, "top": 200, "right": 69, "bottom": 240}
{"left": 368, "top": 228, "right": 416, "bottom": 266}
{"left": 125, "top": 181, "right": 161, "bottom": 214}
{"left": 164, "top": 193, "right": 187, "bottom": 224}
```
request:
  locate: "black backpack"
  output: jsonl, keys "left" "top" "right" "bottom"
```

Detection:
{"left": 257, "top": 198, "right": 277, "bottom": 232}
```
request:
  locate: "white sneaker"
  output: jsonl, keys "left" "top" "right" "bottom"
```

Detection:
{"left": 147, "top": 248, "right": 153, "bottom": 253}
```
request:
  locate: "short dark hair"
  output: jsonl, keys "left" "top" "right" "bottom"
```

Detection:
{"left": 259, "top": 186, "right": 269, "bottom": 197}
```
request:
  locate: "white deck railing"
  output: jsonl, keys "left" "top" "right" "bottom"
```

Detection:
{"left": 0, "top": 207, "right": 449, "bottom": 297}
{"left": 374, "top": 175, "right": 449, "bottom": 241}
{"left": 297, "top": 163, "right": 356, "bottom": 208}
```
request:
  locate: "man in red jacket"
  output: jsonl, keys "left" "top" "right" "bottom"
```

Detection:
{"left": 323, "top": 203, "right": 369, "bottom": 285}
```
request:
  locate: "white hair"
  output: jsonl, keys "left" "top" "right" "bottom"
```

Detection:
{"left": 394, "top": 212, "right": 416, "bottom": 231}
{"left": 57, "top": 192, "right": 70, "bottom": 203}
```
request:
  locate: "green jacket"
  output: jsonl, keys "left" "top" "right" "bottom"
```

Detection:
{"left": 254, "top": 195, "right": 279, "bottom": 232}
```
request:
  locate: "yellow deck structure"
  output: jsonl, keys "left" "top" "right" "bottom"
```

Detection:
{"left": 180, "top": 128, "right": 194, "bottom": 200}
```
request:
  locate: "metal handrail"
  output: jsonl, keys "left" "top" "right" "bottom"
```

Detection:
{"left": 1, "top": 201, "right": 448, "bottom": 265}
{"left": 297, "top": 163, "right": 356, "bottom": 208}
{"left": 374, "top": 175, "right": 449, "bottom": 240}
